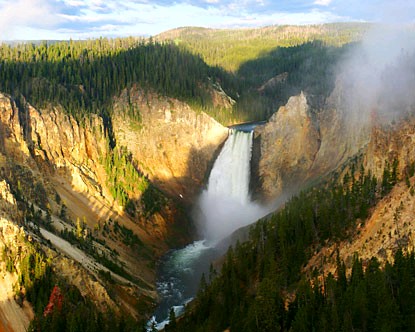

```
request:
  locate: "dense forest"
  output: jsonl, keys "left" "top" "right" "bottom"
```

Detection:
{"left": 168, "top": 159, "right": 413, "bottom": 331}
{"left": 157, "top": 23, "right": 369, "bottom": 72}
{"left": 174, "top": 250, "right": 415, "bottom": 332}
{"left": 157, "top": 23, "right": 369, "bottom": 121}
{"left": 0, "top": 24, "right": 367, "bottom": 125}
{"left": 0, "top": 25, "right": 385, "bottom": 332}
{"left": 0, "top": 38, "right": 227, "bottom": 123}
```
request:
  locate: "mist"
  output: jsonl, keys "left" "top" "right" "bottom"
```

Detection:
{"left": 196, "top": 191, "right": 269, "bottom": 243}
{"left": 335, "top": 12, "right": 415, "bottom": 125}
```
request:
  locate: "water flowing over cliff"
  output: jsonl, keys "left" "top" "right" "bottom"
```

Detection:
{"left": 197, "top": 128, "right": 267, "bottom": 241}
{"left": 206, "top": 130, "right": 253, "bottom": 204}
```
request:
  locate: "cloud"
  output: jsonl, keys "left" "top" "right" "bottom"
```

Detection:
{"left": 313, "top": 0, "right": 332, "bottom": 6}
{"left": 0, "top": 0, "right": 62, "bottom": 40}
{"left": 3, "top": 0, "right": 409, "bottom": 40}
{"left": 64, "top": 0, "right": 84, "bottom": 7}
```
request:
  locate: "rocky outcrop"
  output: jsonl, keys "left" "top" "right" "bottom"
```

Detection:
{"left": 0, "top": 94, "right": 32, "bottom": 163}
{"left": 112, "top": 87, "right": 229, "bottom": 202}
{"left": 253, "top": 92, "right": 320, "bottom": 200}
{"left": 0, "top": 92, "right": 205, "bottom": 321}
{"left": 0, "top": 93, "right": 108, "bottom": 195}
{"left": 0, "top": 89, "right": 231, "bottom": 321}
{"left": 0, "top": 181, "right": 32, "bottom": 332}
{"left": 364, "top": 117, "right": 415, "bottom": 179}
{"left": 253, "top": 90, "right": 371, "bottom": 202}
{"left": 27, "top": 105, "right": 106, "bottom": 171}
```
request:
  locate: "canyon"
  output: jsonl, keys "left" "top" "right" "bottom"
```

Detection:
{"left": 0, "top": 24, "right": 414, "bottom": 331}
{"left": 0, "top": 81, "right": 414, "bottom": 330}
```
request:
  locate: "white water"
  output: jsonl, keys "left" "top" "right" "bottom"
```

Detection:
{"left": 208, "top": 130, "right": 253, "bottom": 204}
{"left": 150, "top": 127, "right": 268, "bottom": 330}
{"left": 150, "top": 240, "right": 215, "bottom": 330}
{"left": 197, "top": 129, "right": 267, "bottom": 242}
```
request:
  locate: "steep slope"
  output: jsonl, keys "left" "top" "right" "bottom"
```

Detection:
{"left": 0, "top": 181, "right": 33, "bottom": 332}
{"left": 172, "top": 107, "right": 415, "bottom": 332}
{"left": 252, "top": 91, "right": 370, "bottom": 202}
{"left": 0, "top": 89, "right": 228, "bottom": 329}
{"left": 252, "top": 93, "right": 320, "bottom": 200}
{"left": 156, "top": 23, "right": 369, "bottom": 72}
{"left": 112, "top": 86, "right": 228, "bottom": 202}
{"left": 0, "top": 93, "right": 161, "bottom": 321}
{"left": 305, "top": 116, "right": 415, "bottom": 277}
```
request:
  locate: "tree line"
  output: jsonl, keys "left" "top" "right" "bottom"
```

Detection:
{"left": 0, "top": 30, "right": 363, "bottom": 126}
{"left": 0, "top": 38, "right": 229, "bottom": 124}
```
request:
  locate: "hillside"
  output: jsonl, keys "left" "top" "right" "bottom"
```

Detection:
{"left": 163, "top": 23, "right": 415, "bottom": 330}
{"left": 156, "top": 23, "right": 369, "bottom": 72}
{"left": 157, "top": 23, "right": 369, "bottom": 123}
{"left": 172, "top": 108, "right": 415, "bottom": 331}
{"left": 0, "top": 81, "right": 229, "bottom": 330}
{"left": 0, "top": 35, "right": 237, "bottom": 331}
{"left": 0, "top": 24, "right": 370, "bottom": 126}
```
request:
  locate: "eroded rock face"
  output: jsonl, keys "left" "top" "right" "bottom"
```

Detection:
{"left": 0, "top": 90, "right": 230, "bottom": 321}
{"left": 112, "top": 87, "right": 229, "bottom": 202}
{"left": 253, "top": 92, "right": 320, "bottom": 200}
{"left": 0, "top": 92, "right": 204, "bottom": 320}
{"left": 0, "top": 93, "right": 108, "bottom": 195}
{"left": 364, "top": 116, "right": 415, "bottom": 179}
{"left": 0, "top": 94, "right": 32, "bottom": 163}
{"left": 304, "top": 115, "right": 415, "bottom": 279}
{"left": 253, "top": 90, "right": 371, "bottom": 202}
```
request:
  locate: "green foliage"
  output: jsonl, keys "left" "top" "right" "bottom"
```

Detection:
{"left": 408, "top": 161, "right": 415, "bottom": 178}
{"left": 0, "top": 39, "right": 219, "bottom": 123}
{"left": 25, "top": 204, "right": 53, "bottom": 231}
{"left": 175, "top": 161, "right": 401, "bottom": 331}
{"left": 33, "top": 182, "right": 48, "bottom": 209}
{"left": 382, "top": 159, "right": 399, "bottom": 196}
{"left": 101, "top": 146, "right": 148, "bottom": 212}
{"left": 179, "top": 249, "right": 415, "bottom": 332}
{"left": 59, "top": 226, "right": 136, "bottom": 283}
{"left": 141, "top": 184, "right": 167, "bottom": 218}
{"left": 0, "top": 25, "right": 368, "bottom": 127}
{"left": 160, "top": 23, "right": 369, "bottom": 72}
{"left": 153, "top": 24, "right": 369, "bottom": 123}
{"left": 284, "top": 252, "right": 413, "bottom": 332}
{"left": 2, "top": 246, "right": 16, "bottom": 273}
{"left": 113, "top": 221, "right": 144, "bottom": 248}
{"left": 101, "top": 145, "right": 167, "bottom": 218}
{"left": 28, "top": 280, "right": 144, "bottom": 332}
{"left": 165, "top": 308, "right": 177, "bottom": 331}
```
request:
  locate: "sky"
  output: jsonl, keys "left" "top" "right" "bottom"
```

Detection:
{"left": 0, "top": 0, "right": 414, "bottom": 40}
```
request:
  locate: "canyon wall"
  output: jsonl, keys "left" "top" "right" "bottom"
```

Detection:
{"left": 112, "top": 87, "right": 229, "bottom": 202}
{"left": 0, "top": 90, "right": 229, "bottom": 324}
{"left": 253, "top": 90, "right": 371, "bottom": 202}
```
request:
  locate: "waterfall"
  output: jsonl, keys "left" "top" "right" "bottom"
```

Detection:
{"left": 207, "top": 129, "right": 253, "bottom": 204}
{"left": 197, "top": 128, "right": 266, "bottom": 242}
